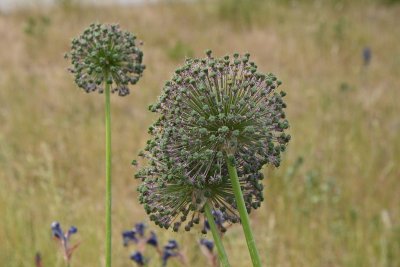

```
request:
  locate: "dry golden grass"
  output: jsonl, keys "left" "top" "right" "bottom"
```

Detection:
{"left": 0, "top": 1, "right": 399, "bottom": 266}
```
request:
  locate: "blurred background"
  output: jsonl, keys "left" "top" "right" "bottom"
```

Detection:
{"left": 0, "top": 0, "right": 399, "bottom": 266}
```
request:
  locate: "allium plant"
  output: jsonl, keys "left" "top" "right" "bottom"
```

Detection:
{"left": 136, "top": 51, "right": 289, "bottom": 266}
{"left": 65, "top": 23, "right": 145, "bottom": 267}
{"left": 66, "top": 23, "right": 145, "bottom": 96}
{"left": 51, "top": 221, "right": 80, "bottom": 267}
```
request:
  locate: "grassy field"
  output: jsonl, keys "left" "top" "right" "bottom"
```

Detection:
{"left": 0, "top": 0, "right": 399, "bottom": 266}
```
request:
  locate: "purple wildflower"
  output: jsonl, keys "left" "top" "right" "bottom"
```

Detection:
{"left": 200, "top": 238, "right": 214, "bottom": 252}
{"left": 135, "top": 222, "right": 146, "bottom": 237}
{"left": 146, "top": 231, "right": 158, "bottom": 247}
{"left": 130, "top": 251, "right": 146, "bottom": 266}
{"left": 122, "top": 230, "right": 138, "bottom": 246}
{"left": 51, "top": 221, "right": 79, "bottom": 264}
{"left": 363, "top": 47, "right": 372, "bottom": 66}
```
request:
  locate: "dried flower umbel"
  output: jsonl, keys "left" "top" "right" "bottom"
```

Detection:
{"left": 66, "top": 23, "right": 145, "bottom": 96}
{"left": 136, "top": 51, "right": 289, "bottom": 266}
{"left": 66, "top": 23, "right": 145, "bottom": 267}
{"left": 136, "top": 51, "right": 289, "bottom": 228}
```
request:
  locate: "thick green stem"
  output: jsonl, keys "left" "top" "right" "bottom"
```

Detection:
{"left": 105, "top": 83, "right": 112, "bottom": 267}
{"left": 204, "top": 202, "right": 231, "bottom": 267}
{"left": 225, "top": 154, "right": 262, "bottom": 267}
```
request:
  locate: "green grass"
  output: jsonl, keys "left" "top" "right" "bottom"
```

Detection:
{"left": 0, "top": 1, "right": 399, "bottom": 266}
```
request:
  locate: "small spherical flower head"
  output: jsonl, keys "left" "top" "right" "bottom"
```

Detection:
{"left": 136, "top": 51, "right": 290, "bottom": 231}
{"left": 66, "top": 23, "right": 145, "bottom": 96}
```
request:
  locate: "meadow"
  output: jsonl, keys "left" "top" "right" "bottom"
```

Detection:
{"left": 0, "top": 0, "right": 399, "bottom": 266}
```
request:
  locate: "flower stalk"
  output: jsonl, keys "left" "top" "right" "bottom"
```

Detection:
{"left": 105, "top": 81, "right": 112, "bottom": 267}
{"left": 66, "top": 23, "right": 145, "bottom": 267}
{"left": 225, "top": 154, "right": 261, "bottom": 267}
{"left": 204, "top": 202, "right": 231, "bottom": 267}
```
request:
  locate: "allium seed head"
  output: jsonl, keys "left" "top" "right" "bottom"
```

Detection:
{"left": 136, "top": 51, "right": 290, "bottom": 232}
{"left": 66, "top": 23, "right": 145, "bottom": 96}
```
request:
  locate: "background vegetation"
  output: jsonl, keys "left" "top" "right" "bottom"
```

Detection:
{"left": 0, "top": 0, "right": 399, "bottom": 266}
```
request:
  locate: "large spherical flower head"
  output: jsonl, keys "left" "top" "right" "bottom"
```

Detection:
{"left": 66, "top": 23, "right": 145, "bottom": 96}
{"left": 136, "top": 51, "right": 290, "bottom": 232}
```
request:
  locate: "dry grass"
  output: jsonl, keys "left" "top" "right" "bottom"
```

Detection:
{"left": 0, "top": 1, "right": 399, "bottom": 266}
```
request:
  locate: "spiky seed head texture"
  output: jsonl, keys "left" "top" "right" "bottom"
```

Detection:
{"left": 136, "top": 51, "right": 290, "bottom": 232}
{"left": 66, "top": 23, "right": 145, "bottom": 96}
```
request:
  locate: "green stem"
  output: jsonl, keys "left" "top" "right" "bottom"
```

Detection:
{"left": 105, "top": 83, "right": 112, "bottom": 267}
{"left": 225, "top": 154, "right": 262, "bottom": 267}
{"left": 204, "top": 202, "right": 231, "bottom": 267}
